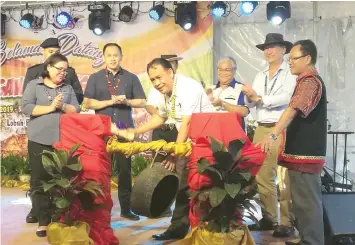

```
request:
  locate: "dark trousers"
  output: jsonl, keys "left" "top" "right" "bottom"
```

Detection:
{"left": 28, "top": 140, "right": 53, "bottom": 226}
{"left": 289, "top": 169, "right": 324, "bottom": 245}
{"left": 152, "top": 125, "right": 190, "bottom": 235}
{"left": 114, "top": 150, "right": 132, "bottom": 213}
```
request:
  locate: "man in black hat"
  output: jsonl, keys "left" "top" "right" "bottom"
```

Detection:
{"left": 22, "top": 37, "right": 83, "bottom": 104}
{"left": 242, "top": 33, "right": 297, "bottom": 237}
{"left": 23, "top": 37, "right": 83, "bottom": 224}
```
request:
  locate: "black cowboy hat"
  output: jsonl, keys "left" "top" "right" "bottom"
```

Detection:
{"left": 161, "top": 54, "right": 183, "bottom": 61}
{"left": 256, "top": 33, "right": 293, "bottom": 54}
{"left": 40, "top": 38, "right": 60, "bottom": 49}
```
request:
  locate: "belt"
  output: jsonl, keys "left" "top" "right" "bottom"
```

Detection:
{"left": 258, "top": 122, "right": 276, "bottom": 127}
{"left": 160, "top": 124, "right": 176, "bottom": 131}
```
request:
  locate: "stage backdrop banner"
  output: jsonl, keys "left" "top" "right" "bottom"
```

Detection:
{"left": 0, "top": 2, "right": 213, "bottom": 157}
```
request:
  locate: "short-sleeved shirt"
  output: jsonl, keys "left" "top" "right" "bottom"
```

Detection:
{"left": 212, "top": 79, "right": 248, "bottom": 131}
{"left": 158, "top": 74, "right": 214, "bottom": 129}
{"left": 84, "top": 68, "right": 146, "bottom": 128}
{"left": 21, "top": 78, "right": 80, "bottom": 145}
{"left": 146, "top": 87, "right": 174, "bottom": 124}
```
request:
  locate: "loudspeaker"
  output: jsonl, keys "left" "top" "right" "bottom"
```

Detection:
{"left": 323, "top": 193, "right": 355, "bottom": 245}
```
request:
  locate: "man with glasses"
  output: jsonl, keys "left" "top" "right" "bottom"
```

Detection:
{"left": 23, "top": 38, "right": 83, "bottom": 104}
{"left": 210, "top": 57, "right": 249, "bottom": 131}
{"left": 23, "top": 37, "right": 83, "bottom": 224}
{"left": 258, "top": 39, "right": 326, "bottom": 245}
{"left": 242, "top": 33, "right": 297, "bottom": 237}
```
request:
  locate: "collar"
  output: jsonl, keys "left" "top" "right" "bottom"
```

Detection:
{"left": 106, "top": 67, "right": 123, "bottom": 76}
{"left": 37, "top": 77, "right": 65, "bottom": 87}
{"left": 215, "top": 78, "right": 241, "bottom": 88}
{"left": 297, "top": 66, "right": 319, "bottom": 82}
{"left": 263, "top": 60, "right": 288, "bottom": 74}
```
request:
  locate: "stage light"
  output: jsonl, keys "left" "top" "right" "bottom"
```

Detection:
{"left": 211, "top": 1, "right": 227, "bottom": 19}
{"left": 267, "top": 1, "right": 291, "bottom": 25}
{"left": 240, "top": 1, "right": 258, "bottom": 15}
{"left": 175, "top": 2, "right": 197, "bottom": 31}
{"left": 88, "top": 3, "right": 111, "bottom": 36}
{"left": 20, "top": 13, "right": 34, "bottom": 29}
{"left": 149, "top": 4, "right": 165, "bottom": 21}
{"left": 119, "top": 5, "right": 134, "bottom": 22}
{"left": 1, "top": 13, "right": 6, "bottom": 36}
{"left": 56, "top": 11, "right": 72, "bottom": 28}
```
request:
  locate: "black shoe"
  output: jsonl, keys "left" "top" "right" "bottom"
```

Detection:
{"left": 273, "top": 225, "right": 295, "bottom": 238}
{"left": 157, "top": 209, "right": 173, "bottom": 218}
{"left": 120, "top": 210, "right": 140, "bottom": 221}
{"left": 36, "top": 230, "right": 47, "bottom": 237}
{"left": 248, "top": 218, "right": 276, "bottom": 231}
{"left": 152, "top": 229, "right": 186, "bottom": 241}
{"left": 26, "top": 212, "right": 38, "bottom": 223}
{"left": 285, "top": 241, "right": 300, "bottom": 245}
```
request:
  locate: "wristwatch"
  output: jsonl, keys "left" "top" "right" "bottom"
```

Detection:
{"left": 269, "top": 133, "right": 278, "bottom": 141}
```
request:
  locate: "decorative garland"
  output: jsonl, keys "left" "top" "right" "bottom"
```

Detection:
{"left": 107, "top": 136, "right": 192, "bottom": 157}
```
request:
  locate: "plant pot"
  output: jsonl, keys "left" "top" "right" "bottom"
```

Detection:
{"left": 177, "top": 226, "right": 256, "bottom": 245}
{"left": 130, "top": 164, "right": 179, "bottom": 218}
{"left": 47, "top": 221, "right": 94, "bottom": 245}
{"left": 111, "top": 176, "right": 118, "bottom": 185}
{"left": 1, "top": 175, "right": 10, "bottom": 182}
{"left": 19, "top": 174, "right": 31, "bottom": 183}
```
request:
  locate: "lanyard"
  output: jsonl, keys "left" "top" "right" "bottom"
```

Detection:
{"left": 44, "top": 86, "right": 62, "bottom": 103}
{"left": 264, "top": 70, "right": 281, "bottom": 96}
{"left": 105, "top": 68, "right": 121, "bottom": 96}
{"left": 166, "top": 76, "right": 178, "bottom": 120}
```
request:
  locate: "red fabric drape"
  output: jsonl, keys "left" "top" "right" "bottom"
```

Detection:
{"left": 53, "top": 114, "right": 119, "bottom": 245}
{"left": 187, "top": 113, "right": 265, "bottom": 227}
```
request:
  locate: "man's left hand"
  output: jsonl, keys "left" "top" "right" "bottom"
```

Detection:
{"left": 255, "top": 135, "right": 273, "bottom": 153}
{"left": 212, "top": 98, "right": 222, "bottom": 107}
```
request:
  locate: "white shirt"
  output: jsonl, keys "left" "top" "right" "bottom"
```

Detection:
{"left": 146, "top": 87, "right": 174, "bottom": 124}
{"left": 246, "top": 61, "right": 297, "bottom": 123}
{"left": 212, "top": 83, "right": 245, "bottom": 111}
{"left": 158, "top": 74, "right": 214, "bottom": 129}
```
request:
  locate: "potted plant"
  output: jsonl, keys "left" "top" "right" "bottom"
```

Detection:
{"left": 18, "top": 156, "right": 31, "bottom": 183}
{"left": 36, "top": 143, "right": 105, "bottom": 245}
{"left": 181, "top": 137, "right": 257, "bottom": 245}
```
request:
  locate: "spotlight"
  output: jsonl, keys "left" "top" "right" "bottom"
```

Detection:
{"left": 1, "top": 13, "right": 6, "bottom": 36}
{"left": 267, "top": 1, "right": 291, "bottom": 25}
{"left": 20, "top": 13, "right": 35, "bottom": 29}
{"left": 175, "top": 2, "right": 197, "bottom": 31}
{"left": 119, "top": 5, "right": 134, "bottom": 22}
{"left": 240, "top": 1, "right": 258, "bottom": 15}
{"left": 56, "top": 11, "right": 72, "bottom": 28}
{"left": 88, "top": 3, "right": 111, "bottom": 36}
{"left": 149, "top": 4, "right": 165, "bottom": 21}
{"left": 211, "top": 1, "right": 227, "bottom": 19}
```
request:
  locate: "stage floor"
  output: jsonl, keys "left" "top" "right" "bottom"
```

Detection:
{"left": 1, "top": 188, "right": 299, "bottom": 245}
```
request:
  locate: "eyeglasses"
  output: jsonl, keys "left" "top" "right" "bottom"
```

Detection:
{"left": 288, "top": 54, "right": 309, "bottom": 62}
{"left": 217, "top": 68, "right": 235, "bottom": 73}
{"left": 52, "top": 65, "right": 68, "bottom": 74}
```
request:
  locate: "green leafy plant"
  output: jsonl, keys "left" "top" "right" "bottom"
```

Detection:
{"left": 131, "top": 155, "right": 150, "bottom": 177}
{"left": 18, "top": 156, "right": 30, "bottom": 175}
{"left": 37, "top": 143, "right": 105, "bottom": 225}
{"left": 192, "top": 136, "right": 258, "bottom": 233}
{"left": 1, "top": 154, "right": 24, "bottom": 177}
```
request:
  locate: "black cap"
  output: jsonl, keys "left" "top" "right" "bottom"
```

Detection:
{"left": 40, "top": 38, "right": 60, "bottom": 49}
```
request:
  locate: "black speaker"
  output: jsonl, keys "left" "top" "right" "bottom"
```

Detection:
{"left": 323, "top": 193, "right": 355, "bottom": 245}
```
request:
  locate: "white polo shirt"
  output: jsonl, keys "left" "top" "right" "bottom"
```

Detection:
{"left": 146, "top": 87, "right": 174, "bottom": 124}
{"left": 157, "top": 74, "right": 214, "bottom": 129}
